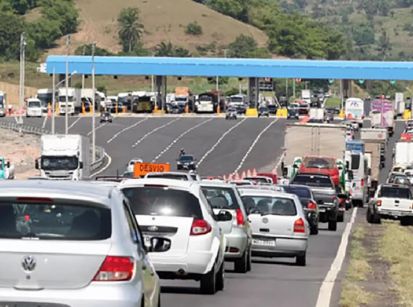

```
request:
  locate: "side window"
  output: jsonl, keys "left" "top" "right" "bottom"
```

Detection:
{"left": 199, "top": 188, "right": 214, "bottom": 217}
{"left": 123, "top": 200, "right": 143, "bottom": 247}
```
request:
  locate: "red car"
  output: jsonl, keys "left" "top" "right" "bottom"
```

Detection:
{"left": 298, "top": 156, "right": 340, "bottom": 186}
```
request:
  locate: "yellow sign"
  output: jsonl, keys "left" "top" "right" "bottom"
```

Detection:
{"left": 133, "top": 162, "right": 171, "bottom": 178}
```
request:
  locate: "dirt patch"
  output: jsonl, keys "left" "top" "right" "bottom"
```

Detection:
{"left": 0, "top": 128, "right": 40, "bottom": 179}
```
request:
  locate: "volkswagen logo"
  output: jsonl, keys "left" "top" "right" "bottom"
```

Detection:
{"left": 148, "top": 225, "right": 159, "bottom": 232}
{"left": 262, "top": 217, "right": 269, "bottom": 224}
{"left": 22, "top": 256, "right": 36, "bottom": 272}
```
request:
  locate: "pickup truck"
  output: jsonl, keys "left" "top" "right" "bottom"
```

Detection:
{"left": 290, "top": 173, "right": 340, "bottom": 231}
{"left": 367, "top": 184, "right": 413, "bottom": 225}
{"left": 0, "top": 157, "right": 14, "bottom": 180}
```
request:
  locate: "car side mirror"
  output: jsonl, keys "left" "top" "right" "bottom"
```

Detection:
{"left": 148, "top": 237, "right": 171, "bottom": 253}
{"left": 35, "top": 159, "right": 39, "bottom": 170}
{"left": 6, "top": 161, "right": 10, "bottom": 168}
{"left": 79, "top": 162, "right": 84, "bottom": 169}
{"left": 216, "top": 210, "right": 232, "bottom": 222}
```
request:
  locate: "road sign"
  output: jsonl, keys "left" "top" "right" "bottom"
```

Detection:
{"left": 133, "top": 162, "right": 171, "bottom": 178}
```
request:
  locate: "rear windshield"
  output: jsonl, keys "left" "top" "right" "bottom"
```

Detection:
{"left": 122, "top": 187, "right": 203, "bottom": 218}
{"left": 241, "top": 196, "right": 297, "bottom": 216}
{"left": 303, "top": 157, "right": 334, "bottom": 169}
{"left": 292, "top": 175, "right": 333, "bottom": 188}
{"left": 0, "top": 201, "right": 111, "bottom": 240}
{"left": 146, "top": 174, "right": 189, "bottom": 181}
{"left": 202, "top": 187, "right": 240, "bottom": 210}
{"left": 283, "top": 186, "right": 311, "bottom": 198}
{"left": 379, "top": 187, "right": 412, "bottom": 199}
{"left": 351, "top": 154, "right": 360, "bottom": 170}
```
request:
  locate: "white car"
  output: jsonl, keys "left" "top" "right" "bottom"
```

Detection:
{"left": 0, "top": 180, "right": 167, "bottom": 307}
{"left": 126, "top": 158, "right": 143, "bottom": 173}
{"left": 26, "top": 98, "right": 43, "bottom": 117}
{"left": 238, "top": 189, "right": 309, "bottom": 266}
{"left": 145, "top": 171, "right": 200, "bottom": 181}
{"left": 120, "top": 178, "right": 229, "bottom": 294}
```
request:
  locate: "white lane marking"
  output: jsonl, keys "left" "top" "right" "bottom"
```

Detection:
{"left": 197, "top": 118, "right": 247, "bottom": 168}
{"left": 90, "top": 151, "right": 112, "bottom": 178}
{"left": 107, "top": 117, "right": 149, "bottom": 144}
{"left": 87, "top": 121, "right": 106, "bottom": 136}
{"left": 152, "top": 118, "right": 214, "bottom": 162}
{"left": 233, "top": 119, "right": 278, "bottom": 173}
{"left": 132, "top": 118, "right": 180, "bottom": 148}
{"left": 41, "top": 116, "right": 48, "bottom": 129}
{"left": 68, "top": 117, "right": 82, "bottom": 131}
{"left": 315, "top": 208, "right": 358, "bottom": 307}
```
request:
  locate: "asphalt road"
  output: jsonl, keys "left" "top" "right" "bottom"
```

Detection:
{"left": 0, "top": 114, "right": 358, "bottom": 307}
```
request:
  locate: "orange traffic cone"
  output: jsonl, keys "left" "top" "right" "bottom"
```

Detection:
{"left": 252, "top": 168, "right": 257, "bottom": 176}
{"left": 247, "top": 169, "right": 252, "bottom": 177}
{"left": 241, "top": 171, "right": 246, "bottom": 179}
{"left": 47, "top": 103, "right": 52, "bottom": 118}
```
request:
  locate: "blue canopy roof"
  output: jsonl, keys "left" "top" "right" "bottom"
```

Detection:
{"left": 45, "top": 55, "right": 413, "bottom": 80}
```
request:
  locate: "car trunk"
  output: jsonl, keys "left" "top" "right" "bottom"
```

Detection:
{"left": 249, "top": 214, "right": 295, "bottom": 237}
{"left": 0, "top": 240, "right": 110, "bottom": 290}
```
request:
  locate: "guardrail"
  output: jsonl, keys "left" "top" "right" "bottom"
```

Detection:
{"left": 0, "top": 120, "right": 106, "bottom": 174}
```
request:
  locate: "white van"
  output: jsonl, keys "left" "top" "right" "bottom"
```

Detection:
{"left": 345, "top": 98, "right": 364, "bottom": 127}
{"left": 26, "top": 98, "right": 43, "bottom": 117}
{"left": 346, "top": 151, "right": 368, "bottom": 207}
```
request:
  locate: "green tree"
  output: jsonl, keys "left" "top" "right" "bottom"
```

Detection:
{"left": 185, "top": 21, "right": 203, "bottom": 35}
{"left": 74, "top": 44, "right": 112, "bottom": 56}
{"left": 40, "top": 0, "right": 79, "bottom": 35}
{"left": 206, "top": 0, "right": 248, "bottom": 21}
{"left": 27, "top": 19, "right": 61, "bottom": 49}
{"left": 117, "top": 7, "right": 144, "bottom": 53}
{"left": 227, "top": 34, "right": 258, "bottom": 57}
{"left": 0, "top": 12, "right": 25, "bottom": 59}
{"left": 154, "top": 41, "right": 191, "bottom": 57}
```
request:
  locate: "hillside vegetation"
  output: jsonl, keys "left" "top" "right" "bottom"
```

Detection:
{"left": 279, "top": 0, "right": 413, "bottom": 60}
{"left": 48, "top": 0, "right": 268, "bottom": 55}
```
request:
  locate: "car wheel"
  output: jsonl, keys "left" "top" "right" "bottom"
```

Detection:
{"left": 200, "top": 265, "right": 217, "bottom": 294}
{"left": 246, "top": 247, "right": 252, "bottom": 271}
{"left": 310, "top": 225, "right": 319, "bottom": 235}
{"left": 400, "top": 217, "right": 412, "bottom": 226}
{"left": 234, "top": 250, "right": 248, "bottom": 273}
{"left": 366, "top": 208, "right": 373, "bottom": 223}
{"left": 328, "top": 219, "right": 337, "bottom": 231}
{"left": 337, "top": 212, "right": 344, "bottom": 222}
{"left": 296, "top": 253, "right": 306, "bottom": 266}
{"left": 216, "top": 262, "right": 224, "bottom": 291}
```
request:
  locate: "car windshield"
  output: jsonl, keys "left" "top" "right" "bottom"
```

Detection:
{"left": 303, "top": 157, "right": 334, "bottom": 169}
{"left": 351, "top": 154, "right": 360, "bottom": 170}
{"left": 199, "top": 95, "right": 212, "bottom": 101}
{"left": 379, "top": 187, "right": 412, "bottom": 199}
{"left": 41, "top": 156, "right": 78, "bottom": 171}
{"left": 244, "top": 177, "right": 269, "bottom": 184}
{"left": 292, "top": 175, "right": 333, "bottom": 188}
{"left": 283, "top": 186, "right": 311, "bottom": 198}
{"left": 230, "top": 97, "right": 243, "bottom": 103}
{"left": 241, "top": 196, "right": 297, "bottom": 216}
{"left": 201, "top": 186, "right": 240, "bottom": 210}
{"left": 0, "top": 201, "right": 111, "bottom": 240}
{"left": 180, "top": 155, "right": 194, "bottom": 162}
{"left": 122, "top": 187, "right": 203, "bottom": 218}
{"left": 28, "top": 101, "right": 41, "bottom": 108}
{"left": 175, "top": 97, "right": 187, "bottom": 102}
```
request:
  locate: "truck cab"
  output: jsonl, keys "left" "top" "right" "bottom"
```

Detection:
{"left": 58, "top": 88, "right": 76, "bottom": 115}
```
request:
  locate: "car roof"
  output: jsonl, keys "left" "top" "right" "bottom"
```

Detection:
{"left": 0, "top": 180, "right": 115, "bottom": 207}
{"left": 380, "top": 183, "right": 411, "bottom": 189}
{"left": 280, "top": 184, "right": 311, "bottom": 190}
{"left": 238, "top": 189, "right": 295, "bottom": 199}
{"left": 294, "top": 173, "right": 331, "bottom": 178}
{"left": 120, "top": 178, "right": 197, "bottom": 190}
{"left": 200, "top": 181, "right": 235, "bottom": 188}
{"left": 146, "top": 171, "right": 192, "bottom": 177}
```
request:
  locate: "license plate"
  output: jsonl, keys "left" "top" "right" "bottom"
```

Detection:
{"left": 252, "top": 239, "right": 276, "bottom": 247}
{"left": 318, "top": 208, "right": 326, "bottom": 213}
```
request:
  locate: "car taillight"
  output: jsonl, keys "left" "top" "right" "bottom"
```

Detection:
{"left": 293, "top": 218, "right": 306, "bottom": 233}
{"left": 361, "top": 179, "right": 364, "bottom": 187}
{"left": 93, "top": 256, "right": 134, "bottom": 282}
{"left": 376, "top": 200, "right": 382, "bottom": 207}
{"left": 190, "top": 219, "right": 212, "bottom": 236}
{"left": 236, "top": 208, "right": 245, "bottom": 226}
{"left": 307, "top": 201, "right": 317, "bottom": 211}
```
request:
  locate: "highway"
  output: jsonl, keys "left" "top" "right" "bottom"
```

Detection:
{"left": 0, "top": 115, "right": 364, "bottom": 306}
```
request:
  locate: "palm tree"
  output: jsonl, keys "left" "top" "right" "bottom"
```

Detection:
{"left": 117, "top": 7, "right": 144, "bottom": 53}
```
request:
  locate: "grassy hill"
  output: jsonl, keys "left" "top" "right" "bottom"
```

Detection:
{"left": 281, "top": 0, "right": 413, "bottom": 59}
{"left": 48, "top": 0, "right": 268, "bottom": 55}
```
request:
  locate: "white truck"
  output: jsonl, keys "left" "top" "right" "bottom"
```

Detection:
{"left": 367, "top": 184, "right": 413, "bottom": 225}
{"left": 345, "top": 97, "right": 364, "bottom": 127}
{"left": 57, "top": 88, "right": 77, "bottom": 115}
{"left": 309, "top": 108, "right": 324, "bottom": 122}
{"left": 196, "top": 93, "right": 215, "bottom": 113}
{"left": 36, "top": 134, "right": 91, "bottom": 180}
{"left": 395, "top": 92, "right": 405, "bottom": 117}
{"left": 36, "top": 88, "right": 54, "bottom": 112}
{"left": 394, "top": 141, "right": 413, "bottom": 168}
{"left": 282, "top": 123, "right": 346, "bottom": 179}
{"left": 0, "top": 91, "right": 6, "bottom": 117}
{"left": 301, "top": 90, "right": 311, "bottom": 104}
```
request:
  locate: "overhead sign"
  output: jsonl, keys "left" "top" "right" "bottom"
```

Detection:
{"left": 259, "top": 78, "right": 274, "bottom": 91}
{"left": 133, "top": 162, "right": 171, "bottom": 178}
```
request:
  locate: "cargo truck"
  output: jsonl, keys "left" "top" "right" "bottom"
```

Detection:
{"left": 370, "top": 99, "right": 395, "bottom": 136}
{"left": 394, "top": 141, "right": 413, "bottom": 168}
{"left": 36, "top": 134, "right": 90, "bottom": 180}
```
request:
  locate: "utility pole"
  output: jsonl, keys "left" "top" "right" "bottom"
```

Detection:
{"left": 92, "top": 43, "right": 96, "bottom": 163}
{"left": 81, "top": 45, "right": 86, "bottom": 90}
{"left": 18, "top": 32, "right": 26, "bottom": 134}
{"left": 52, "top": 67, "right": 55, "bottom": 134}
{"left": 65, "top": 35, "right": 71, "bottom": 135}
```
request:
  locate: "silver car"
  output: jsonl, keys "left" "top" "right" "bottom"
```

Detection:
{"left": 0, "top": 180, "right": 169, "bottom": 307}
{"left": 201, "top": 181, "right": 252, "bottom": 273}
{"left": 238, "top": 189, "right": 309, "bottom": 266}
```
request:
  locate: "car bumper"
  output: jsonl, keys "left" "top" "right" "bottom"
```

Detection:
{"left": 0, "top": 283, "right": 143, "bottom": 307}
{"left": 149, "top": 250, "right": 216, "bottom": 276}
{"left": 224, "top": 228, "right": 249, "bottom": 259}
{"left": 251, "top": 234, "right": 307, "bottom": 257}
{"left": 378, "top": 208, "right": 413, "bottom": 218}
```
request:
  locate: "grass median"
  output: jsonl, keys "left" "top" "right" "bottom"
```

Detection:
{"left": 340, "top": 225, "right": 373, "bottom": 307}
{"left": 380, "top": 222, "right": 413, "bottom": 306}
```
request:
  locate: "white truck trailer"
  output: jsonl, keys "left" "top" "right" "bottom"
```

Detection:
{"left": 36, "top": 134, "right": 90, "bottom": 180}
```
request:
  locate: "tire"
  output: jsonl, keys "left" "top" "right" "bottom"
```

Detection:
{"left": 310, "top": 225, "right": 319, "bottom": 235}
{"left": 200, "top": 265, "right": 216, "bottom": 294}
{"left": 216, "top": 262, "right": 224, "bottom": 291}
{"left": 366, "top": 208, "right": 373, "bottom": 223}
{"left": 400, "top": 217, "right": 412, "bottom": 226}
{"left": 337, "top": 212, "right": 344, "bottom": 222}
{"left": 246, "top": 247, "right": 252, "bottom": 271}
{"left": 234, "top": 250, "right": 248, "bottom": 273}
{"left": 296, "top": 253, "right": 306, "bottom": 266}
{"left": 328, "top": 219, "right": 337, "bottom": 231}
{"left": 158, "top": 293, "right": 161, "bottom": 307}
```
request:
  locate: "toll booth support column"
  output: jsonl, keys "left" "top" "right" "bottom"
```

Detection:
{"left": 343, "top": 80, "right": 352, "bottom": 99}
{"left": 155, "top": 76, "right": 167, "bottom": 111}
{"left": 248, "top": 77, "right": 259, "bottom": 108}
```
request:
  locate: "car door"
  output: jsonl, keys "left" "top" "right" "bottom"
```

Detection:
{"left": 123, "top": 201, "right": 158, "bottom": 307}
